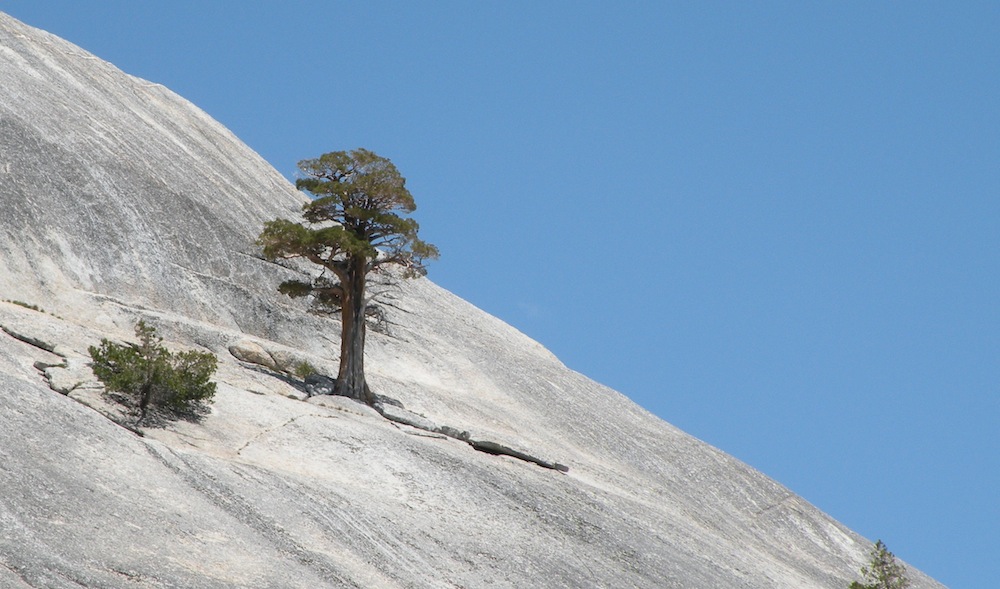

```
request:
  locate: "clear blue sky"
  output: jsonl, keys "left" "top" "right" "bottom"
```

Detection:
{"left": 4, "top": 3, "right": 996, "bottom": 587}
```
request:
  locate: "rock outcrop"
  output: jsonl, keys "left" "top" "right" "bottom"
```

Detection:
{"left": 0, "top": 12, "right": 946, "bottom": 589}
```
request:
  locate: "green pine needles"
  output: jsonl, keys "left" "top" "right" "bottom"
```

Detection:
{"left": 89, "top": 321, "right": 218, "bottom": 422}
{"left": 850, "top": 540, "right": 911, "bottom": 589}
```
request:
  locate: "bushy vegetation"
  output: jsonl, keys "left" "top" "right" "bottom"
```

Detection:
{"left": 850, "top": 540, "right": 910, "bottom": 589}
{"left": 4, "top": 299, "right": 43, "bottom": 312}
{"left": 293, "top": 360, "right": 319, "bottom": 380}
{"left": 89, "top": 321, "right": 217, "bottom": 422}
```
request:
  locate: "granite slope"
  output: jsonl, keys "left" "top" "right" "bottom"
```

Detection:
{"left": 0, "top": 12, "right": 946, "bottom": 589}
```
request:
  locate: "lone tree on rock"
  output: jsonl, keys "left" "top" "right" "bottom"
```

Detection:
{"left": 258, "top": 149, "right": 438, "bottom": 404}
{"left": 850, "top": 540, "right": 911, "bottom": 589}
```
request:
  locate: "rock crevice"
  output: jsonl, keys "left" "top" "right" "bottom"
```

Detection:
{"left": 374, "top": 399, "right": 570, "bottom": 472}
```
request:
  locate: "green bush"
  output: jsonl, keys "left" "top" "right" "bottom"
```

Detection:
{"left": 89, "top": 321, "right": 217, "bottom": 422}
{"left": 849, "top": 540, "right": 910, "bottom": 589}
{"left": 292, "top": 360, "right": 319, "bottom": 380}
{"left": 4, "top": 299, "right": 42, "bottom": 312}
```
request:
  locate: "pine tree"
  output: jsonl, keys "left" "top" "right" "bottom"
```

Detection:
{"left": 89, "top": 321, "right": 217, "bottom": 422}
{"left": 849, "top": 540, "right": 911, "bottom": 589}
{"left": 258, "top": 149, "right": 437, "bottom": 404}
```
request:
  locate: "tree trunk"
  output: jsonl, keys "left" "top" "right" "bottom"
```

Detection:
{"left": 138, "top": 380, "right": 152, "bottom": 423}
{"left": 335, "top": 256, "right": 373, "bottom": 404}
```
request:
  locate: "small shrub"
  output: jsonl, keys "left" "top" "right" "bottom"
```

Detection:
{"left": 850, "top": 540, "right": 910, "bottom": 589}
{"left": 89, "top": 321, "right": 217, "bottom": 422}
{"left": 293, "top": 360, "right": 318, "bottom": 380}
{"left": 5, "top": 299, "right": 42, "bottom": 312}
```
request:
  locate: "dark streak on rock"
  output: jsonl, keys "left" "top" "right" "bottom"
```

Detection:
{"left": 467, "top": 438, "right": 570, "bottom": 473}
{"left": 373, "top": 400, "right": 570, "bottom": 473}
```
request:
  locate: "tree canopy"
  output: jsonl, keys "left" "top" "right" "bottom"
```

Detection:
{"left": 260, "top": 149, "right": 437, "bottom": 279}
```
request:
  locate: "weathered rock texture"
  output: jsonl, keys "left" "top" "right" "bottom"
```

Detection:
{"left": 0, "top": 12, "right": 946, "bottom": 589}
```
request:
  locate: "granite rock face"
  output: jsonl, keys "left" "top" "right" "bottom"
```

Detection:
{"left": 0, "top": 11, "right": 304, "bottom": 337}
{"left": 0, "top": 12, "right": 946, "bottom": 589}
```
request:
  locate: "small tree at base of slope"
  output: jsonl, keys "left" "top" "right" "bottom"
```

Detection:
{"left": 849, "top": 540, "right": 911, "bottom": 589}
{"left": 89, "top": 320, "right": 217, "bottom": 423}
